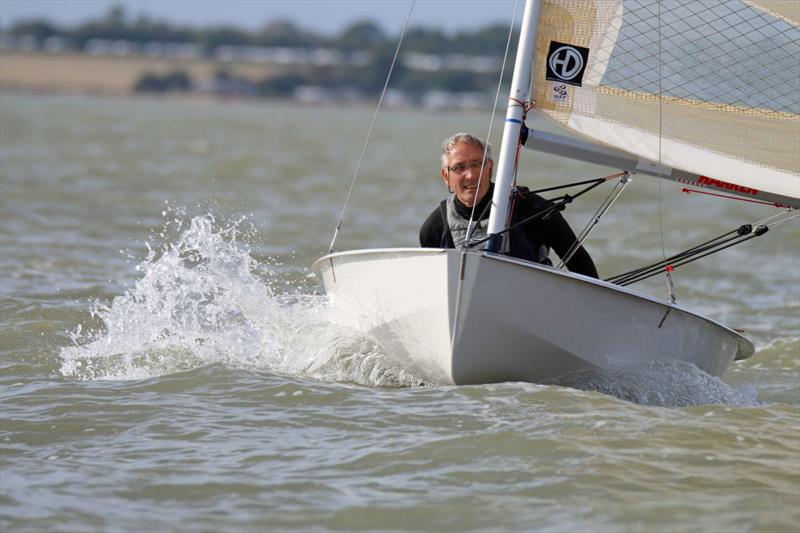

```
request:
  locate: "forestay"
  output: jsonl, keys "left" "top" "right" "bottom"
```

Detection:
{"left": 530, "top": 0, "right": 800, "bottom": 207}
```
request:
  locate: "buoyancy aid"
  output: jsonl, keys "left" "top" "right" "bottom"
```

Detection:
{"left": 444, "top": 194, "right": 492, "bottom": 250}
{"left": 439, "top": 188, "right": 552, "bottom": 265}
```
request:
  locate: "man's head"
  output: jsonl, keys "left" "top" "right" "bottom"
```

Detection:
{"left": 441, "top": 132, "right": 493, "bottom": 208}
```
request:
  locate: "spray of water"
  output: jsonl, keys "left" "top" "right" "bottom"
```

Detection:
{"left": 60, "top": 210, "right": 425, "bottom": 386}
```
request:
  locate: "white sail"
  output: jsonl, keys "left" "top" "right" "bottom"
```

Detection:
{"left": 530, "top": 0, "right": 800, "bottom": 207}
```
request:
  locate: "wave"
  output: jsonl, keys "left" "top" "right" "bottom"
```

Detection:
{"left": 553, "top": 358, "right": 759, "bottom": 407}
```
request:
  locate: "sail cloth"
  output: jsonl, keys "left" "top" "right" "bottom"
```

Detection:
{"left": 531, "top": 0, "right": 800, "bottom": 207}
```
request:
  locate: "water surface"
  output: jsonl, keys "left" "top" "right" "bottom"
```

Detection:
{"left": 1, "top": 93, "right": 798, "bottom": 531}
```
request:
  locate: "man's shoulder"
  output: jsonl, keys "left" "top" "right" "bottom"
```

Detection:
{"left": 420, "top": 200, "right": 447, "bottom": 247}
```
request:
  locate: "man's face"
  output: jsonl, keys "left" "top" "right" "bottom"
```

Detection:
{"left": 441, "top": 142, "right": 493, "bottom": 208}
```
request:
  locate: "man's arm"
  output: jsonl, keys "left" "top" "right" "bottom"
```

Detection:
{"left": 543, "top": 210, "right": 598, "bottom": 278}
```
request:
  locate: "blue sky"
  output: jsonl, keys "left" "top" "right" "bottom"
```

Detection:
{"left": 0, "top": 0, "right": 518, "bottom": 34}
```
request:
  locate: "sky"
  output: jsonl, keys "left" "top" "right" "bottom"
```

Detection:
{"left": 0, "top": 0, "right": 519, "bottom": 35}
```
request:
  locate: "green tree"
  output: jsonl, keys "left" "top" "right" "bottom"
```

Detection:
{"left": 133, "top": 72, "right": 166, "bottom": 92}
{"left": 345, "top": 45, "right": 408, "bottom": 94}
{"left": 258, "top": 73, "right": 307, "bottom": 96}
{"left": 8, "top": 21, "right": 60, "bottom": 44}
{"left": 338, "top": 20, "right": 386, "bottom": 50}
{"left": 450, "top": 24, "right": 519, "bottom": 55}
{"left": 255, "top": 20, "right": 318, "bottom": 48}
{"left": 105, "top": 5, "right": 126, "bottom": 27}
{"left": 196, "top": 26, "right": 252, "bottom": 54}
{"left": 133, "top": 69, "right": 192, "bottom": 93}
{"left": 404, "top": 27, "right": 449, "bottom": 54}
{"left": 162, "top": 70, "right": 191, "bottom": 91}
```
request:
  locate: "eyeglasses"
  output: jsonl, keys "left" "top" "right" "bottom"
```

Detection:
{"left": 447, "top": 159, "right": 488, "bottom": 175}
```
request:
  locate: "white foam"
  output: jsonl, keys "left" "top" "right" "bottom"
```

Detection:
{"left": 60, "top": 211, "right": 424, "bottom": 387}
{"left": 555, "top": 358, "right": 759, "bottom": 407}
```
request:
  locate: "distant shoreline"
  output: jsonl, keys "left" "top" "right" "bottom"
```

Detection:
{"left": 0, "top": 51, "right": 284, "bottom": 96}
{"left": 0, "top": 51, "right": 497, "bottom": 111}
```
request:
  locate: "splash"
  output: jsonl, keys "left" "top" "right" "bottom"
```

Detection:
{"left": 553, "top": 358, "right": 759, "bottom": 407}
{"left": 60, "top": 210, "right": 760, "bottom": 400}
{"left": 60, "top": 211, "right": 424, "bottom": 387}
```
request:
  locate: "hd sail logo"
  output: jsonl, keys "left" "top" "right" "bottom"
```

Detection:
{"left": 546, "top": 41, "right": 590, "bottom": 86}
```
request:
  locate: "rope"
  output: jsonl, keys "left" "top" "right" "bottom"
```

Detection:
{"left": 681, "top": 188, "right": 793, "bottom": 208}
{"left": 605, "top": 209, "right": 798, "bottom": 286}
{"left": 327, "top": 0, "right": 416, "bottom": 254}
{"left": 466, "top": 174, "right": 614, "bottom": 249}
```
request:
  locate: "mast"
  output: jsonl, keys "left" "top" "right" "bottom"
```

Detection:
{"left": 485, "top": 0, "right": 541, "bottom": 253}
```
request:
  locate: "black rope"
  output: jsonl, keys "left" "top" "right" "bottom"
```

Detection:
{"left": 520, "top": 177, "right": 608, "bottom": 196}
{"left": 607, "top": 224, "right": 752, "bottom": 284}
{"left": 466, "top": 177, "right": 607, "bottom": 249}
{"left": 606, "top": 224, "right": 769, "bottom": 286}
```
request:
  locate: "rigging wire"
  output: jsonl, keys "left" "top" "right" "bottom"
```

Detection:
{"left": 655, "top": 1, "right": 677, "bottom": 303}
{"left": 463, "top": 0, "right": 521, "bottom": 247}
{"left": 466, "top": 174, "right": 616, "bottom": 249}
{"left": 450, "top": 0, "right": 520, "bottom": 352}
{"left": 327, "top": 0, "right": 416, "bottom": 254}
{"left": 606, "top": 209, "right": 799, "bottom": 286}
{"left": 680, "top": 188, "right": 793, "bottom": 208}
{"left": 556, "top": 172, "right": 632, "bottom": 269}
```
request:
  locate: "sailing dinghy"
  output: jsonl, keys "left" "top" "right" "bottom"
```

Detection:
{"left": 314, "top": 0, "right": 799, "bottom": 385}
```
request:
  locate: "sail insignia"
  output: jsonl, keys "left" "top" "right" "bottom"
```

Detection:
{"left": 545, "top": 41, "right": 590, "bottom": 86}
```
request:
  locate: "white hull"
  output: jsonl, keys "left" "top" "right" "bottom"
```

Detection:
{"left": 314, "top": 248, "right": 753, "bottom": 386}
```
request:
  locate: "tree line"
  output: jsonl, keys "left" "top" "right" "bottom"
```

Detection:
{"left": 6, "top": 5, "right": 520, "bottom": 99}
{"left": 6, "top": 5, "right": 518, "bottom": 57}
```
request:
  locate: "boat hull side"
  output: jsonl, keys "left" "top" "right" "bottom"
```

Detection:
{"left": 315, "top": 249, "right": 753, "bottom": 385}
{"left": 315, "top": 249, "right": 456, "bottom": 383}
{"left": 451, "top": 252, "right": 745, "bottom": 384}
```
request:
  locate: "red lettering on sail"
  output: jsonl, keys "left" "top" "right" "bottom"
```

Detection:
{"left": 696, "top": 175, "right": 759, "bottom": 195}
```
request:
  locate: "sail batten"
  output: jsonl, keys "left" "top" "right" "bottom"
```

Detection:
{"left": 532, "top": 0, "right": 800, "bottom": 207}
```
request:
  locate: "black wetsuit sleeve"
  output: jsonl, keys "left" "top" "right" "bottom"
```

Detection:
{"left": 420, "top": 206, "right": 445, "bottom": 247}
{"left": 543, "top": 210, "right": 599, "bottom": 278}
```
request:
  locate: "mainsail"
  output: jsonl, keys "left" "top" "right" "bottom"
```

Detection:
{"left": 530, "top": 0, "right": 800, "bottom": 207}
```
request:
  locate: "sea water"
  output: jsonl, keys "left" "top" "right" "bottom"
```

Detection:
{"left": 1, "top": 93, "right": 798, "bottom": 531}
